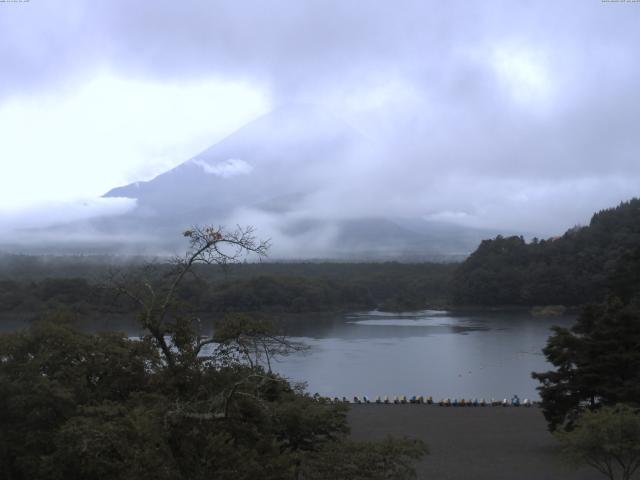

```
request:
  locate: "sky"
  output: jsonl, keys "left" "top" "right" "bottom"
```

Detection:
{"left": 1, "top": 0, "right": 640, "bottom": 241}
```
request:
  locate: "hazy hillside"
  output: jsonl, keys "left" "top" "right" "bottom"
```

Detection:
{"left": 452, "top": 198, "right": 640, "bottom": 306}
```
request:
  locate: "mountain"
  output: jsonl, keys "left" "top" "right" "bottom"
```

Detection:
{"left": 104, "top": 104, "right": 362, "bottom": 214}
{"left": 16, "top": 104, "right": 504, "bottom": 258}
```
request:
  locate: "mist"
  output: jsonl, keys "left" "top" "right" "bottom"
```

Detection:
{"left": 2, "top": 1, "right": 640, "bottom": 257}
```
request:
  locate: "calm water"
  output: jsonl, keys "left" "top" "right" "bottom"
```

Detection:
{"left": 1, "top": 309, "right": 571, "bottom": 400}
{"left": 270, "top": 310, "right": 574, "bottom": 400}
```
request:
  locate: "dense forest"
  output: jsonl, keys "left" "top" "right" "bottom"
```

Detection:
{"left": 452, "top": 199, "right": 640, "bottom": 307}
{"left": 0, "top": 260, "right": 455, "bottom": 328}
{"left": 3, "top": 199, "right": 640, "bottom": 322}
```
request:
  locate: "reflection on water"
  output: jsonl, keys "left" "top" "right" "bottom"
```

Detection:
{"left": 272, "top": 310, "right": 573, "bottom": 400}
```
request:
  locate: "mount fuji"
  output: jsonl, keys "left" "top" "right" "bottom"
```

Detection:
{"left": 19, "top": 104, "right": 502, "bottom": 259}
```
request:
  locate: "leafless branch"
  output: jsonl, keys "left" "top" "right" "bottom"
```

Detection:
{"left": 105, "top": 224, "right": 269, "bottom": 370}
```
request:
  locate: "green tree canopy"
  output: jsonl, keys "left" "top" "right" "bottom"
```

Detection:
{"left": 453, "top": 198, "right": 640, "bottom": 306}
{"left": 532, "top": 297, "right": 640, "bottom": 431}
{"left": 556, "top": 404, "right": 640, "bottom": 480}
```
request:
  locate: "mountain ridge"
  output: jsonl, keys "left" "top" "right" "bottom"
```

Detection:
{"left": 12, "top": 104, "right": 511, "bottom": 258}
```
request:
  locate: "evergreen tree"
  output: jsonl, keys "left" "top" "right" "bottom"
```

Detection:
{"left": 532, "top": 297, "right": 640, "bottom": 431}
{"left": 453, "top": 198, "right": 640, "bottom": 306}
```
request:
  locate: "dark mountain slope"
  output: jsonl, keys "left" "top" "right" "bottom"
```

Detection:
{"left": 452, "top": 198, "right": 640, "bottom": 306}
{"left": 11, "top": 104, "right": 506, "bottom": 259}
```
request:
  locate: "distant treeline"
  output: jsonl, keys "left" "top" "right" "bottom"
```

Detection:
{"left": 452, "top": 198, "right": 640, "bottom": 306}
{"left": 4, "top": 198, "right": 639, "bottom": 316}
{"left": 0, "top": 262, "right": 455, "bottom": 319}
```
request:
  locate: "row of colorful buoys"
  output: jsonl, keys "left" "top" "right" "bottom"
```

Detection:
{"left": 331, "top": 395, "right": 534, "bottom": 407}
{"left": 438, "top": 396, "right": 532, "bottom": 407}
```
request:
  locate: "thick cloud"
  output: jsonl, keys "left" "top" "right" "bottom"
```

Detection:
{"left": 1, "top": 0, "right": 640, "bottom": 240}
{"left": 3, "top": 1, "right": 639, "bottom": 100}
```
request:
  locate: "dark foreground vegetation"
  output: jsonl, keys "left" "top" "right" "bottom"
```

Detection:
{"left": 522, "top": 203, "right": 640, "bottom": 480}
{"left": 2, "top": 199, "right": 640, "bottom": 479}
{"left": 0, "top": 226, "right": 427, "bottom": 480}
{"left": 0, "top": 318, "right": 426, "bottom": 480}
{"left": 533, "top": 297, "right": 640, "bottom": 432}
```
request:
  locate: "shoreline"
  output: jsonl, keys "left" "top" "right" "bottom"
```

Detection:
{"left": 429, "top": 304, "right": 582, "bottom": 315}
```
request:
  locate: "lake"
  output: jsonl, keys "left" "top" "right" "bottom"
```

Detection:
{"left": 1, "top": 308, "right": 571, "bottom": 400}
{"left": 269, "top": 310, "right": 573, "bottom": 400}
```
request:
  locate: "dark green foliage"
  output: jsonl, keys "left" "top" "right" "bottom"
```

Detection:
{"left": 0, "top": 317, "right": 158, "bottom": 479}
{"left": 0, "top": 317, "right": 426, "bottom": 479}
{"left": 608, "top": 246, "right": 640, "bottom": 304}
{"left": 0, "top": 262, "right": 455, "bottom": 328}
{"left": 556, "top": 404, "right": 640, "bottom": 480}
{"left": 532, "top": 297, "right": 640, "bottom": 431}
{"left": 453, "top": 198, "right": 640, "bottom": 306}
{"left": 174, "top": 262, "right": 454, "bottom": 312}
{"left": 0, "top": 312, "right": 430, "bottom": 477}
{"left": 206, "top": 275, "right": 373, "bottom": 313}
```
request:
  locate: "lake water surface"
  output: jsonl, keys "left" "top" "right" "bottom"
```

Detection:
{"left": 270, "top": 310, "right": 573, "bottom": 400}
{"left": 1, "top": 309, "right": 571, "bottom": 400}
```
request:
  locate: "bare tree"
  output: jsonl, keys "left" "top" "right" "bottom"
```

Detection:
{"left": 109, "top": 225, "right": 269, "bottom": 369}
{"left": 211, "top": 314, "right": 307, "bottom": 372}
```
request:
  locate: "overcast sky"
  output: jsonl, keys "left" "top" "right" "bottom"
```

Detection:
{"left": 1, "top": 0, "right": 640, "bottom": 237}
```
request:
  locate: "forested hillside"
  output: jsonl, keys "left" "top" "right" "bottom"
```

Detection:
{"left": 0, "top": 261, "right": 454, "bottom": 326}
{"left": 452, "top": 198, "right": 640, "bottom": 306}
